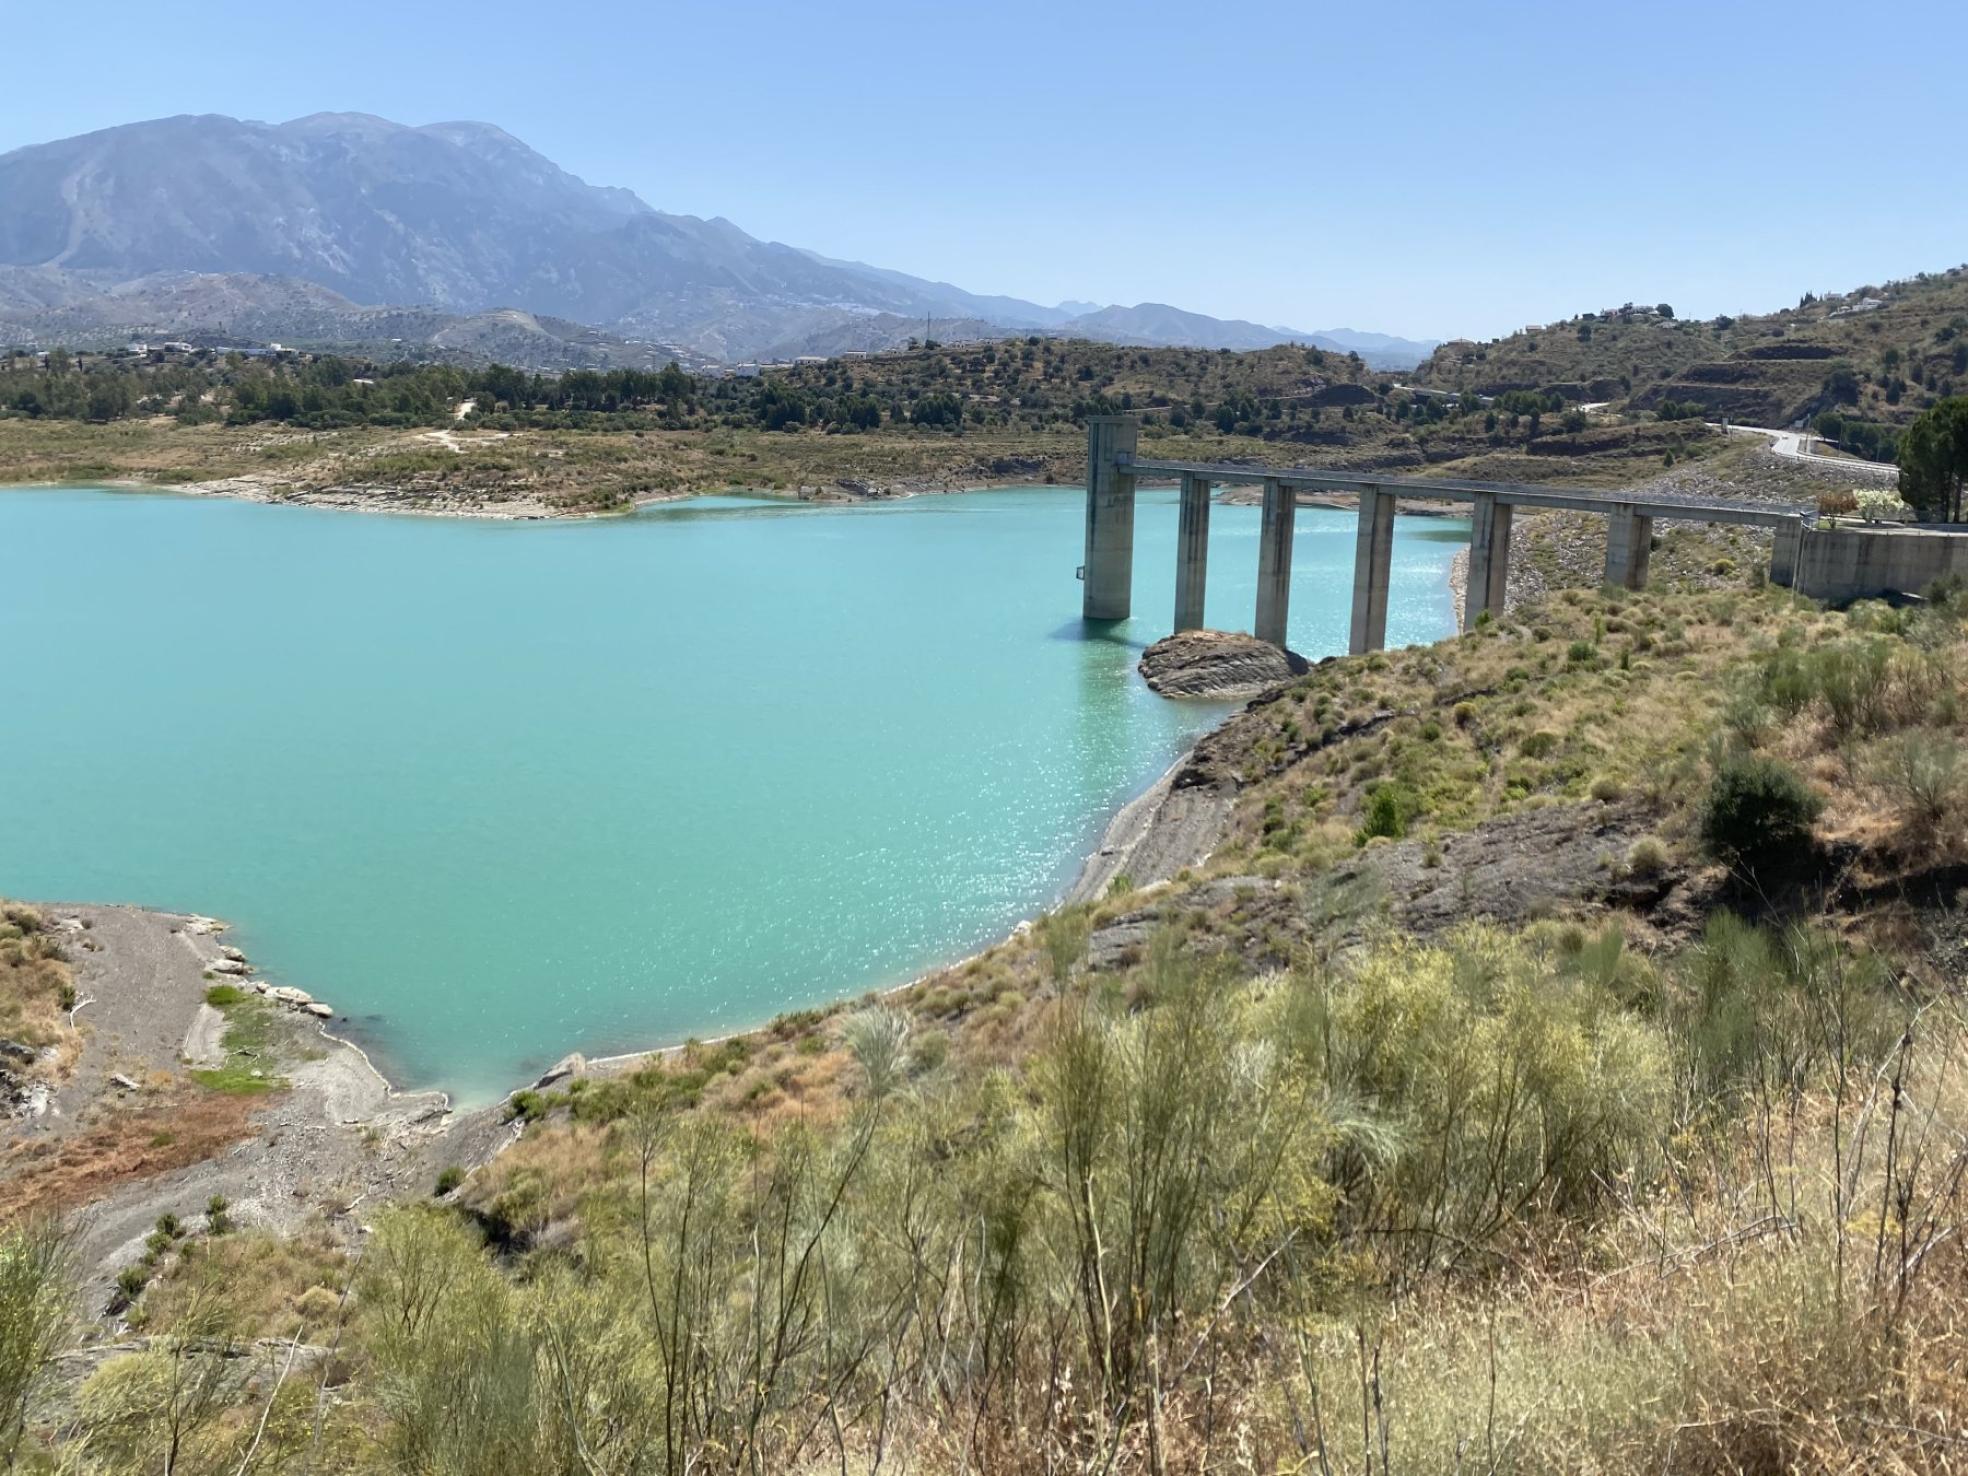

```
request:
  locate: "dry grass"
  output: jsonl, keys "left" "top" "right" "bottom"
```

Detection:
{"left": 0, "top": 902, "right": 78, "bottom": 1080}
{"left": 1280, "top": 1007, "right": 1968, "bottom": 1475}
{"left": 0, "top": 1091, "right": 261, "bottom": 1223}
{"left": 139, "top": 1225, "right": 352, "bottom": 1341}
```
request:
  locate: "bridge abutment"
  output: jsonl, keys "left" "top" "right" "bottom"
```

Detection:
{"left": 1769, "top": 516, "right": 1803, "bottom": 587}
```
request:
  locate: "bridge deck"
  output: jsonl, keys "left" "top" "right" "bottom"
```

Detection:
{"left": 1119, "top": 456, "right": 1806, "bottom": 529}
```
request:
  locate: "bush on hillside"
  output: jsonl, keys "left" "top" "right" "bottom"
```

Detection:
{"left": 1701, "top": 755, "right": 1822, "bottom": 878}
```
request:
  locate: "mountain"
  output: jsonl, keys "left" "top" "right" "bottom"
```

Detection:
{"left": 1055, "top": 302, "right": 1435, "bottom": 366}
{"left": 0, "top": 113, "right": 1436, "bottom": 365}
{"left": 1311, "top": 326, "right": 1442, "bottom": 363}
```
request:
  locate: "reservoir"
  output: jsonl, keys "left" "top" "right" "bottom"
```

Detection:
{"left": 0, "top": 485, "right": 1466, "bottom": 1102}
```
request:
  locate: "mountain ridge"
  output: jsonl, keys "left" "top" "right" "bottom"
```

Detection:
{"left": 0, "top": 113, "right": 1438, "bottom": 367}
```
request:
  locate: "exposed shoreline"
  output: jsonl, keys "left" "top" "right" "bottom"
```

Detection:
{"left": 13, "top": 469, "right": 1474, "bottom": 524}
{"left": 2, "top": 902, "right": 505, "bottom": 1300}
{"left": 4, "top": 468, "right": 1067, "bottom": 521}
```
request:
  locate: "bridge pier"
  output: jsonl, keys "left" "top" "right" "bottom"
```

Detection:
{"left": 1255, "top": 477, "right": 1295, "bottom": 647}
{"left": 1464, "top": 491, "right": 1513, "bottom": 628}
{"left": 1604, "top": 503, "right": 1654, "bottom": 590}
{"left": 1349, "top": 484, "right": 1396, "bottom": 654}
{"left": 1082, "top": 416, "right": 1139, "bottom": 620}
{"left": 1174, "top": 472, "right": 1211, "bottom": 631}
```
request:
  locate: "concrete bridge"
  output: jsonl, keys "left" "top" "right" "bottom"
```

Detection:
{"left": 1080, "top": 416, "right": 1812, "bottom": 653}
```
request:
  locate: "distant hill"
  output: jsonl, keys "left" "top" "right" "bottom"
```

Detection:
{"left": 1056, "top": 303, "right": 1435, "bottom": 367}
{"left": 0, "top": 112, "right": 1434, "bottom": 366}
{"left": 1412, "top": 267, "right": 1968, "bottom": 433}
{"left": 0, "top": 266, "right": 707, "bottom": 373}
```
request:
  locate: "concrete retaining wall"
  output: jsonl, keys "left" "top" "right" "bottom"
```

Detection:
{"left": 1793, "top": 523, "right": 1968, "bottom": 603}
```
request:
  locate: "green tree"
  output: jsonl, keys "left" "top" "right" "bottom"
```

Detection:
{"left": 1898, "top": 396, "right": 1968, "bottom": 522}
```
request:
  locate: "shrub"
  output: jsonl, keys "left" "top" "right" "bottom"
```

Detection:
{"left": 1760, "top": 649, "right": 1815, "bottom": 714}
{"left": 909, "top": 1028, "right": 949, "bottom": 1073}
{"left": 1854, "top": 488, "right": 1914, "bottom": 523}
{"left": 1036, "top": 906, "right": 1091, "bottom": 985}
{"left": 1701, "top": 755, "right": 1822, "bottom": 876}
{"left": 0, "top": 1217, "right": 76, "bottom": 1449}
{"left": 1589, "top": 775, "right": 1625, "bottom": 803}
{"left": 1721, "top": 688, "right": 1771, "bottom": 742}
{"left": 1868, "top": 730, "right": 1963, "bottom": 832}
{"left": 434, "top": 1166, "right": 465, "bottom": 1197}
{"left": 1357, "top": 782, "right": 1419, "bottom": 842}
{"left": 1761, "top": 639, "right": 1893, "bottom": 733}
{"left": 1813, "top": 640, "right": 1892, "bottom": 733}
{"left": 504, "top": 1089, "right": 548, "bottom": 1124}
{"left": 1626, "top": 836, "right": 1670, "bottom": 877}
{"left": 113, "top": 1265, "right": 149, "bottom": 1305}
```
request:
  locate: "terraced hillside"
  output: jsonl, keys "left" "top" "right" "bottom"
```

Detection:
{"left": 1414, "top": 265, "right": 1968, "bottom": 444}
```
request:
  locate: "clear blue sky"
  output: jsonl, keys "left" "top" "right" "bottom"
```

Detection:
{"left": 4, "top": 0, "right": 1960, "bottom": 341}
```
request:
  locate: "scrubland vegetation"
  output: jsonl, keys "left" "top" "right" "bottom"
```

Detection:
{"left": 0, "top": 335, "right": 1721, "bottom": 513}
{"left": 1414, "top": 266, "right": 1968, "bottom": 484}
{"left": 0, "top": 905, "right": 77, "bottom": 1090}
{"left": 7, "top": 566, "right": 1967, "bottom": 1473}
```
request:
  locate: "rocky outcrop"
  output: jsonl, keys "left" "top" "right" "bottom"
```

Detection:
{"left": 1138, "top": 630, "right": 1309, "bottom": 701}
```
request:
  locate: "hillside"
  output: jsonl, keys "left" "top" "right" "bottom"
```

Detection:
{"left": 1414, "top": 266, "right": 1968, "bottom": 448}
{"left": 0, "top": 113, "right": 1433, "bottom": 366}
{"left": 0, "top": 337, "right": 1722, "bottom": 513}
{"left": 10, "top": 568, "right": 1967, "bottom": 1472}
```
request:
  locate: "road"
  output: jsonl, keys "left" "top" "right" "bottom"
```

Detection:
{"left": 1722, "top": 422, "right": 1900, "bottom": 480}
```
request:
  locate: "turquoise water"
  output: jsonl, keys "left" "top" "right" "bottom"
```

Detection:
{"left": 0, "top": 485, "right": 1465, "bottom": 1103}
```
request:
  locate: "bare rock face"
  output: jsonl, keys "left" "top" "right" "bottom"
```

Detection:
{"left": 1138, "top": 630, "right": 1310, "bottom": 700}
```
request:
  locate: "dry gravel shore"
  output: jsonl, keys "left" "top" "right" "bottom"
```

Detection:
{"left": 1, "top": 905, "right": 506, "bottom": 1308}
